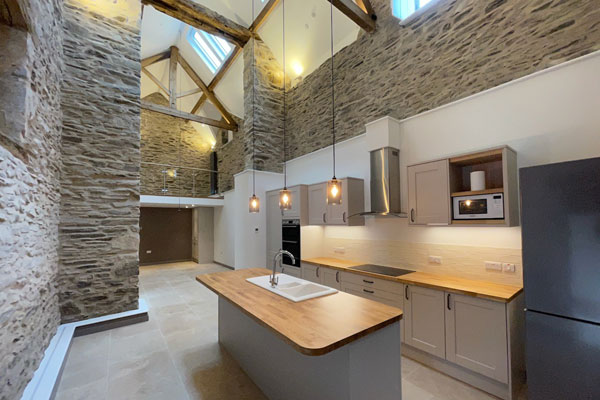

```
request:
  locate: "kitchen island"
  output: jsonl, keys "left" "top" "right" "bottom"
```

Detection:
{"left": 197, "top": 268, "right": 404, "bottom": 400}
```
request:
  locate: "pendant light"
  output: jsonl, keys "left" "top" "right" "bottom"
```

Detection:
{"left": 279, "top": 0, "right": 292, "bottom": 211}
{"left": 327, "top": 1, "right": 341, "bottom": 205}
{"left": 249, "top": 0, "right": 260, "bottom": 213}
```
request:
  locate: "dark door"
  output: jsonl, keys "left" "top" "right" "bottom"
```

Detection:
{"left": 520, "top": 157, "right": 600, "bottom": 323}
{"left": 210, "top": 152, "right": 218, "bottom": 195}
{"left": 526, "top": 311, "right": 600, "bottom": 400}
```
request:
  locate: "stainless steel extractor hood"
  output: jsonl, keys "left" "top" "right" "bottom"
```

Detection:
{"left": 359, "top": 147, "right": 407, "bottom": 218}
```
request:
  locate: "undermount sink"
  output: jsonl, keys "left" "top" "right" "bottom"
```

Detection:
{"left": 246, "top": 274, "right": 338, "bottom": 302}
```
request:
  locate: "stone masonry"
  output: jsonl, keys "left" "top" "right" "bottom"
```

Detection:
{"left": 59, "top": 0, "right": 142, "bottom": 323}
{"left": 0, "top": 0, "right": 63, "bottom": 399}
{"left": 287, "top": 0, "right": 600, "bottom": 159}
{"left": 141, "top": 93, "right": 213, "bottom": 197}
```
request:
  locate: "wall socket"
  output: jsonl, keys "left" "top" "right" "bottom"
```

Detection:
{"left": 502, "top": 263, "right": 516, "bottom": 273}
{"left": 485, "top": 261, "right": 502, "bottom": 271}
{"left": 428, "top": 255, "right": 442, "bottom": 264}
{"left": 334, "top": 247, "right": 346, "bottom": 254}
{"left": 146, "top": 250, "right": 152, "bottom": 254}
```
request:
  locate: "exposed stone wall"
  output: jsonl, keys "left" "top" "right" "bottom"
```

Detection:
{"left": 141, "top": 93, "right": 213, "bottom": 197}
{"left": 213, "top": 115, "right": 245, "bottom": 193}
{"left": 287, "top": 0, "right": 600, "bottom": 159}
{"left": 59, "top": 0, "right": 141, "bottom": 323}
{"left": 0, "top": 0, "right": 63, "bottom": 398}
{"left": 243, "top": 37, "right": 285, "bottom": 173}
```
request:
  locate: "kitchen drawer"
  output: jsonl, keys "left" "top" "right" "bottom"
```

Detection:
{"left": 340, "top": 271, "right": 403, "bottom": 294}
{"left": 341, "top": 282, "right": 403, "bottom": 308}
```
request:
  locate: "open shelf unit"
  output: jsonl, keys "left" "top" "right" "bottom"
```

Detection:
{"left": 449, "top": 146, "right": 519, "bottom": 227}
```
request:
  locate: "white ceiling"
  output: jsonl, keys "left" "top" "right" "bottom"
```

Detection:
{"left": 140, "top": 0, "right": 361, "bottom": 135}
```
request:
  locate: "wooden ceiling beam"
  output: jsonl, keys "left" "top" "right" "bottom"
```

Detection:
{"left": 354, "top": 0, "right": 375, "bottom": 20}
{"left": 177, "top": 87, "right": 203, "bottom": 98}
{"left": 249, "top": 0, "right": 280, "bottom": 32}
{"left": 142, "top": 0, "right": 251, "bottom": 47}
{"left": 142, "top": 67, "right": 169, "bottom": 97}
{"left": 141, "top": 100, "right": 237, "bottom": 131}
{"left": 177, "top": 52, "right": 237, "bottom": 128}
{"left": 328, "top": 0, "right": 375, "bottom": 33}
{"left": 141, "top": 50, "right": 170, "bottom": 68}
{"left": 168, "top": 46, "right": 178, "bottom": 108}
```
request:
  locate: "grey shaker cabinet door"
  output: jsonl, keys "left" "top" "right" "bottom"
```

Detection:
{"left": 407, "top": 160, "right": 450, "bottom": 225}
{"left": 321, "top": 267, "right": 341, "bottom": 290}
{"left": 308, "top": 183, "right": 328, "bottom": 225}
{"left": 404, "top": 285, "right": 446, "bottom": 359}
{"left": 445, "top": 293, "right": 508, "bottom": 383}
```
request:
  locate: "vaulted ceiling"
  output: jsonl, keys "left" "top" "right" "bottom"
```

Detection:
{"left": 140, "top": 0, "right": 362, "bottom": 138}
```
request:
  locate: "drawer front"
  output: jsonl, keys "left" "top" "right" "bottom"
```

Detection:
{"left": 341, "top": 282, "right": 403, "bottom": 308}
{"left": 341, "top": 271, "right": 403, "bottom": 294}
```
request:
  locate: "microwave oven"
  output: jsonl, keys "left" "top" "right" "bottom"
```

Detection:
{"left": 452, "top": 193, "right": 504, "bottom": 220}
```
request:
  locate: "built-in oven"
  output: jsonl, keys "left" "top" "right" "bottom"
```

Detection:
{"left": 281, "top": 219, "right": 300, "bottom": 268}
{"left": 452, "top": 193, "right": 504, "bottom": 220}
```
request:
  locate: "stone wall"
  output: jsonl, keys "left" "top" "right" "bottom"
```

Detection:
{"left": 287, "top": 0, "right": 600, "bottom": 159}
{"left": 59, "top": 0, "right": 141, "bottom": 323}
{"left": 141, "top": 93, "right": 213, "bottom": 197}
{"left": 0, "top": 0, "right": 63, "bottom": 398}
{"left": 213, "top": 115, "right": 245, "bottom": 193}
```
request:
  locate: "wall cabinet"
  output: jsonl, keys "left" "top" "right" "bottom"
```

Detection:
{"left": 445, "top": 293, "right": 508, "bottom": 383}
{"left": 307, "top": 178, "right": 365, "bottom": 226}
{"left": 407, "top": 160, "right": 450, "bottom": 225}
{"left": 282, "top": 185, "right": 308, "bottom": 224}
{"left": 308, "top": 183, "right": 328, "bottom": 225}
{"left": 404, "top": 285, "right": 446, "bottom": 359}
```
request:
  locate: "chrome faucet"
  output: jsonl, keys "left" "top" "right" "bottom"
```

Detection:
{"left": 271, "top": 250, "right": 295, "bottom": 287}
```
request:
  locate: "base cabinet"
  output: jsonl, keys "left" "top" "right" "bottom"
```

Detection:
{"left": 301, "top": 263, "right": 321, "bottom": 283}
{"left": 404, "top": 285, "right": 446, "bottom": 359}
{"left": 279, "top": 265, "right": 301, "bottom": 278}
{"left": 445, "top": 293, "right": 508, "bottom": 383}
{"left": 321, "top": 267, "right": 341, "bottom": 290}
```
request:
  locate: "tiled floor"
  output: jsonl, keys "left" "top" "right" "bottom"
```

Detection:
{"left": 55, "top": 262, "right": 499, "bottom": 400}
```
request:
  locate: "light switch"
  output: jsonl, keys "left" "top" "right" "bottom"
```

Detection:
{"left": 146, "top": 250, "right": 152, "bottom": 254}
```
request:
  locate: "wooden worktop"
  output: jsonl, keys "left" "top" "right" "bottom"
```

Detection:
{"left": 303, "top": 257, "right": 523, "bottom": 302}
{"left": 196, "top": 268, "right": 403, "bottom": 356}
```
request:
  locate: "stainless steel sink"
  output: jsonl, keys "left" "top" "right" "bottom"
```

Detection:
{"left": 348, "top": 264, "right": 414, "bottom": 277}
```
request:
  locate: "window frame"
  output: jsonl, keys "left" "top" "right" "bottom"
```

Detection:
{"left": 186, "top": 28, "right": 233, "bottom": 74}
{"left": 392, "top": 0, "right": 441, "bottom": 26}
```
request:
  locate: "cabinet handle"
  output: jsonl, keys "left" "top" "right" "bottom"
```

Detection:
{"left": 410, "top": 208, "right": 415, "bottom": 223}
{"left": 322, "top": 212, "right": 327, "bottom": 223}
{"left": 447, "top": 293, "right": 452, "bottom": 310}
{"left": 363, "top": 279, "right": 374, "bottom": 284}
{"left": 363, "top": 289, "right": 374, "bottom": 294}
{"left": 316, "top": 267, "right": 320, "bottom": 278}
{"left": 343, "top": 211, "right": 347, "bottom": 223}
{"left": 335, "top": 271, "right": 340, "bottom": 283}
{"left": 405, "top": 285, "right": 409, "bottom": 300}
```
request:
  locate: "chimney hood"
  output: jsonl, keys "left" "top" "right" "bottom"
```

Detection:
{"left": 358, "top": 117, "right": 407, "bottom": 218}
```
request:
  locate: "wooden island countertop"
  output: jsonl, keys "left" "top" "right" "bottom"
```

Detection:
{"left": 196, "top": 268, "right": 403, "bottom": 356}
{"left": 303, "top": 257, "right": 523, "bottom": 302}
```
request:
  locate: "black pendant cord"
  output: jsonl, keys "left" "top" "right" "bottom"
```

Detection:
{"left": 283, "top": 0, "right": 287, "bottom": 189}
{"left": 330, "top": 0, "right": 336, "bottom": 179}
{"left": 251, "top": 0, "right": 256, "bottom": 196}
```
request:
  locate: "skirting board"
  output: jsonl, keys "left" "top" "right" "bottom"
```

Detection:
{"left": 20, "top": 299, "right": 149, "bottom": 400}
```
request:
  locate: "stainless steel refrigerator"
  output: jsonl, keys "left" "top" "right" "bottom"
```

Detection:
{"left": 520, "top": 157, "right": 600, "bottom": 400}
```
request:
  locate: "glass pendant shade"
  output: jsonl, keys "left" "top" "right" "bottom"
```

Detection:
{"left": 327, "top": 178, "right": 342, "bottom": 205}
{"left": 249, "top": 195, "right": 260, "bottom": 213}
{"left": 279, "top": 188, "right": 292, "bottom": 210}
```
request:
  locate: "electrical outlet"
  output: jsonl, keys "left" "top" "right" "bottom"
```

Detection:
{"left": 485, "top": 261, "right": 502, "bottom": 271}
{"left": 503, "top": 263, "right": 516, "bottom": 273}
{"left": 428, "top": 256, "right": 442, "bottom": 264}
{"left": 334, "top": 247, "right": 345, "bottom": 254}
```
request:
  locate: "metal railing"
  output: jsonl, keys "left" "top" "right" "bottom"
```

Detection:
{"left": 140, "top": 161, "right": 232, "bottom": 197}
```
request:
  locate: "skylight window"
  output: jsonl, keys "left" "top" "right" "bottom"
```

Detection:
{"left": 187, "top": 29, "right": 233, "bottom": 73}
{"left": 392, "top": 0, "right": 434, "bottom": 20}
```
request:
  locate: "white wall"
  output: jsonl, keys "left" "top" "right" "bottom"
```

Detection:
{"left": 287, "top": 51, "right": 600, "bottom": 252}
{"left": 214, "top": 170, "right": 284, "bottom": 269}
{"left": 193, "top": 207, "right": 214, "bottom": 263}
{"left": 214, "top": 190, "right": 236, "bottom": 266}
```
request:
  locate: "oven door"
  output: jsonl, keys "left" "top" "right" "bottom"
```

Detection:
{"left": 281, "top": 219, "right": 300, "bottom": 267}
{"left": 453, "top": 194, "right": 504, "bottom": 220}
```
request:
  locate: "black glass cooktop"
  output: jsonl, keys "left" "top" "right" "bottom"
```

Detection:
{"left": 348, "top": 264, "right": 414, "bottom": 277}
